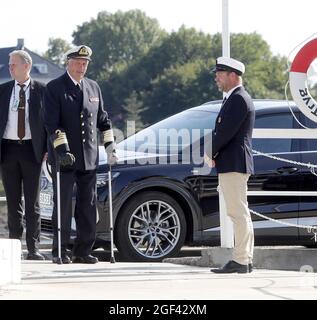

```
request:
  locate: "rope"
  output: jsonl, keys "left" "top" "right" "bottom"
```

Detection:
{"left": 250, "top": 209, "right": 317, "bottom": 242}
{"left": 252, "top": 149, "right": 317, "bottom": 176}
{"left": 284, "top": 80, "right": 309, "bottom": 129}
{"left": 249, "top": 148, "right": 317, "bottom": 241}
{"left": 247, "top": 34, "right": 317, "bottom": 242}
{"left": 284, "top": 32, "right": 317, "bottom": 129}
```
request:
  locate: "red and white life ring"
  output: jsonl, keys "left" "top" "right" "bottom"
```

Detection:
{"left": 289, "top": 38, "right": 317, "bottom": 123}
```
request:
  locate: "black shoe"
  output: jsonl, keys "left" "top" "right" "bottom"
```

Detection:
{"left": 52, "top": 255, "right": 71, "bottom": 264}
{"left": 249, "top": 263, "right": 253, "bottom": 273}
{"left": 72, "top": 255, "right": 98, "bottom": 264}
{"left": 26, "top": 250, "right": 45, "bottom": 261}
{"left": 211, "top": 260, "right": 249, "bottom": 274}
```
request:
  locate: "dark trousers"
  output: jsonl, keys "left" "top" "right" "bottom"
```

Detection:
{"left": 51, "top": 167, "right": 97, "bottom": 257}
{"left": 0, "top": 140, "right": 42, "bottom": 252}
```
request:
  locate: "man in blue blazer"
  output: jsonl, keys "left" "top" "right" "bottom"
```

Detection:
{"left": 44, "top": 45, "right": 117, "bottom": 264}
{"left": 207, "top": 57, "right": 255, "bottom": 273}
{"left": 0, "top": 50, "right": 47, "bottom": 260}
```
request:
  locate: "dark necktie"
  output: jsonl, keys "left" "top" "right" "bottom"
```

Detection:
{"left": 76, "top": 83, "right": 83, "bottom": 106}
{"left": 222, "top": 97, "right": 227, "bottom": 106}
{"left": 17, "top": 84, "right": 26, "bottom": 140}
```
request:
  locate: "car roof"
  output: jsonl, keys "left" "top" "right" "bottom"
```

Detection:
{"left": 190, "top": 99, "right": 298, "bottom": 114}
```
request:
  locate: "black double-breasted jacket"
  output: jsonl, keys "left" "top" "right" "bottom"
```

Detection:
{"left": 44, "top": 72, "right": 111, "bottom": 171}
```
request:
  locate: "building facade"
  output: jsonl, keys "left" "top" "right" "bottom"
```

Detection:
{"left": 0, "top": 39, "right": 64, "bottom": 84}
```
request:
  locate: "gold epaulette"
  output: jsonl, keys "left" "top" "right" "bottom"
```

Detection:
{"left": 53, "top": 130, "right": 69, "bottom": 149}
{"left": 103, "top": 130, "right": 114, "bottom": 144}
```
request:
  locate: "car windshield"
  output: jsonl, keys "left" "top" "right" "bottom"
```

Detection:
{"left": 118, "top": 109, "right": 218, "bottom": 153}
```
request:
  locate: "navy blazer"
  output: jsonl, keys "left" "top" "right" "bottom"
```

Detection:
{"left": 0, "top": 79, "right": 47, "bottom": 164}
{"left": 212, "top": 86, "right": 255, "bottom": 174}
{"left": 44, "top": 72, "right": 112, "bottom": 171}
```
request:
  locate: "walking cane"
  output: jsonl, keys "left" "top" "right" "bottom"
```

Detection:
{"left": 55, "top": 156, "right": 63, "bottom": 264}
{"left": 108, "top": 164, "right": 116, "bottom": 263}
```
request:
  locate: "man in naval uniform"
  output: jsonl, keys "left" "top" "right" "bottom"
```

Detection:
{"left": 206, "top": 57, "right": 255, "bottom": 274}
{"left": 43, "top": 45, "right": 117, "bottom": 264}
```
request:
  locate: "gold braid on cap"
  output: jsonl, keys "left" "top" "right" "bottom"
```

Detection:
{"left": 79, "top": 47, "right": 89, "bottom": 56}
{"left": 53, "top": 130, "right": 69, "bottom": 149}
{"left": 103, "top": 129, "right": 114, "bottom": 144}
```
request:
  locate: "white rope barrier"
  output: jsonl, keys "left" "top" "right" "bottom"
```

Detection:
{"left": 253, "top": 149, "right": 317, "bottom": 176}
{"left": 249, "top": 148, "right": 317, "bottom": 241}
{"left": 250, "top": 209, "right": 317, "bottom": 242}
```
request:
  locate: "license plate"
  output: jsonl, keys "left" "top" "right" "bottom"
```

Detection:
{"left": 40, "top": 192, "right": 52, "bottom": 206}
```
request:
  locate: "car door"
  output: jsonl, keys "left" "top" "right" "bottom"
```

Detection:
{"left": 191, "top": 106, "right": 301, "bottom": 244}
{"left": 298, "top": 114, "right": 317, "bottom": 244}
{"left": 249, "top": 110, "right": 301, "bottom": 243}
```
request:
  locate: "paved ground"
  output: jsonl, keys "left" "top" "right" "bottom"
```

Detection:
{"left": 1, "top": 259, "right": 317, "bottom": 300}
{"left": 0, "top": 234, "right": 316, "bottom": 301}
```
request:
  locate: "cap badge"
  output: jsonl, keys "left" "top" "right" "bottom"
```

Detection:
{"left": 79, "top": 47, "right": 89, "bottom": 56}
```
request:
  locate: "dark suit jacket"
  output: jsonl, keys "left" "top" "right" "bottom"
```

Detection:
{"left": 0, "top": 79, "right": 47, "bottom": 164}
{"left": 212, "top": 86, "right": 255, "bottom": 174}
{"left": 43, "top": 72, "right": 112, "bottom": 171}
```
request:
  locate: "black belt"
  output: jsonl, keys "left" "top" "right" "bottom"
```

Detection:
{"left": 2, "top": 139, "right": 32, "bottom": 145}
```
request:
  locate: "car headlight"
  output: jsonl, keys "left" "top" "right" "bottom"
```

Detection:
{"left": 96, "top": 172, "right": 120, "bottom": 187}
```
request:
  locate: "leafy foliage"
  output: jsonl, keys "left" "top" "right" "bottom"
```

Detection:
{"left": 43, "top": 38, "right": 72, "bottom": 67}
{"left": 44, "top": 10, "right": 289, "bottom": 130}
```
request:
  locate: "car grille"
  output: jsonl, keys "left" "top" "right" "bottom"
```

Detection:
{"left": 41, "top": 218, "right": 53, "bottom": 233}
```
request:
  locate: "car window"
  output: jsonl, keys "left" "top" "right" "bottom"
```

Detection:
{"left": 253, "top": 113, "right": 293, "bottom": 153}
{"left": 119, "top": 110, "right": 217, "bottom": 153}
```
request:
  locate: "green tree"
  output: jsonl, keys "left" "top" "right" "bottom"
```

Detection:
{"left": 117, "top": 26, "right": 213, "bottom": 94}
{"left": 43, "top": 37, "right": 72, "bottom": 67}
{"left": 72, "top": 10, "right": 166, "bottom": 81}
{"left": 123, "top": 91, "right": 146, "bottom": 134}
{"left": 210, "top": 32, "right": 288, "bottom": 99}
{"left": 72, "top": 9, "right": 166, "bottom": 121}
{"left": 142, "top": 59, "right": 213, "bottom": 124}
{"left": 107, "top": 26, "right": 214, "bottom": 124}
{"left": 70, "top": 10, "right": 289, "bottom": 128}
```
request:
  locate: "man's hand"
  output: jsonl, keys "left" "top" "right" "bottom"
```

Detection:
{"left": 59, "top": 152, "right": 75, "bottom": 167}
{"left": 104, "top": 142, "right": 118, "bottom": 166}
{"left": 204, "top": 153, "right": 215, "bottom": 168}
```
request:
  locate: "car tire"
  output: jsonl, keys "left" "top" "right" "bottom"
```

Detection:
{"left": 115, "top": 191, "right": 187, "bottom": 262}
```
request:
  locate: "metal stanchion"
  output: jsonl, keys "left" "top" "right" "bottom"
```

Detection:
{"left": 108, "top": 165, "right": 115, "bottom": 263}
{"left": 55, "top": 157, "right": 62, "bottom": 264}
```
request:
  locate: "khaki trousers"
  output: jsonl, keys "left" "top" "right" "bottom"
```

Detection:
{"left": 218, "top": 172, "right": 254, "bottom": 265}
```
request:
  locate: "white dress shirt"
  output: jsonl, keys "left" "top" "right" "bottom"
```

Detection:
{"left": 67, "top": 71, "right": 82, "bottom": 88}
{"left": 223, "top": 84, "right": 242, "bottom": 102}
{"left": 3, "top": 78, "right": 32, "bottom": 140}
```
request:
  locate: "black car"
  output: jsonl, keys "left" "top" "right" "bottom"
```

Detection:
{"left": 39, "top": 99, "right": 317, "bottom": 262}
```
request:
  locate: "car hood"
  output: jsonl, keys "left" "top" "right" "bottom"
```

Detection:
{"left": 99, "top": 146, "right": 170, "bottom": 166}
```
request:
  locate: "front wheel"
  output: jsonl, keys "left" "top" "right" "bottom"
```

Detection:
{"left": 115, "top": 191, "right": 187, "bottom": 262}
